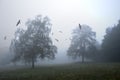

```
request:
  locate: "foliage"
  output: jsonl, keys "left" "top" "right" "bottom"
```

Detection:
{"left": 10, "top": 15, "right": 57, "bottom": 68}
{"left": 101, "top": 20, "right": 120, "bottom": 62}
{"left": 67, "top": 25, "right": 96, "bottom": 62}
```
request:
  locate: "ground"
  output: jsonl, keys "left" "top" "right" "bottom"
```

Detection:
{"left": 0, "top": 63, "right": 120, "bottom": 80}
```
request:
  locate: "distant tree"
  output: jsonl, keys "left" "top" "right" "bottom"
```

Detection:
{"left": 101, "top": 20, "right": 120, "bottom": 62}
{"left": 10, "top": 15, "right": 57, "bottom": 68}
{"left": 67, "top": 25, "right": 96, "bottom": 62}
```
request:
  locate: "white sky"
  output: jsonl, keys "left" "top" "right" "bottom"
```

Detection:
{"left": 0, "top": 0, "right": 120, "bottom": 59}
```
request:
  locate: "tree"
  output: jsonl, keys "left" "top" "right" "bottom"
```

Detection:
{"left": 67, "top": 25, "right": 96, "bottom": 62}
{"left": 10, "top": 15, "right": 57, "bottom": 68}
{"left": 85, "top": 43, "right": 97, "bottom": 61}
{"left": 101, "top": 20, "right": 120, "bottom": 62}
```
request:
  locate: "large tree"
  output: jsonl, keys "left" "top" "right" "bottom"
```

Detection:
{"left": 101, "top": 20, "right": 120, "bottom": 62}
{"left": 10, "top": 15, "right": 57, "bottom": 68}
{"left": 67, "top": 25, "right": 96, "bottom": 62}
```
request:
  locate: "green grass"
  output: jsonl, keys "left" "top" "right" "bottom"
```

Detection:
{"left": 0, "top": 63, "right": 120, "bottom": 80}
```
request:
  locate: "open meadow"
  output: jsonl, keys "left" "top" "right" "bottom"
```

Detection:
{"left": 0, "top": 63, "right": 120, "bottom": 80}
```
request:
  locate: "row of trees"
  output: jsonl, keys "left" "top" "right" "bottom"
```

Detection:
{"left": 101, "top": 20, "right": 120, "bottom": 62}
{"left": 67, "top": 20, "right": 120, "bottom": 62}
{"left": 10, "top": 15, "right": 120, "bottom": 68}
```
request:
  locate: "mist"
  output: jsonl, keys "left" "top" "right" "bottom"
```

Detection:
{"left": 0, "top": 0, "right": 120, "bottom": 70}
{"left": 1, "top": 1, "right": 120, "bottom": 80}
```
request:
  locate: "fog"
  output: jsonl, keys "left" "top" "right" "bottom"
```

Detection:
{"left": 0, "top": 0, "right": 120, "bottom": 68}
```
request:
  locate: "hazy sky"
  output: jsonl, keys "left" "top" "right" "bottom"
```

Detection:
{"left": 0, "top": 0, "right": 120, "bottom": 59}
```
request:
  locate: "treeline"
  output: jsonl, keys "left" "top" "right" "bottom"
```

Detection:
{"left": 67, "top": 20, "right": 120, "bottom": 63}
{"left": 98, "top": 20, "right": 120, "bottom": 62}
{"left": 9, "top": 15, "right": 120, "bottom": 68}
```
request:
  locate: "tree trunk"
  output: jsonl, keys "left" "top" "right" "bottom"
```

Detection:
{"left": 32, "top": 61, "right": 34, "bottom": 69}
{"left": 81, "top": 42, "right": 85, "bottom": 63}
{"left": 31, "top": 57, "right": 35, "bottom": 69}
{"left": 82, "top": 52, "right": 84, "bottom": 63}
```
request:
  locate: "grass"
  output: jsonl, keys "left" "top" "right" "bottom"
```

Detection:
{"left": 0, "top": 63, "right": 120, "bottom": 80}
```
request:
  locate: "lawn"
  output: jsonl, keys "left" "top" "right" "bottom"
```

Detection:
{"left": 0, "top": 63, "right": 120, "bottom": 80}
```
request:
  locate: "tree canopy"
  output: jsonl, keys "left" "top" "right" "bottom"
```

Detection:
{"left": 10, "top": 15, "right": 57, "bottom": 68}
{"left": 67, "top": 25, "right": 96, "bottom": 62}
{"left": 101, "top": 20, "right": 120, "bottom": 62}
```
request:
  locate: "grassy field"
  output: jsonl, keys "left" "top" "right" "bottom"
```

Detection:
{"left": 0, "top": 63, "right": 120, "bottom": 80}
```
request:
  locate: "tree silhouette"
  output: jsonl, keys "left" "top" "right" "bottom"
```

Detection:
{"left": 10, "top": 15, "right": 57, "bottom": 68}
{"left": 101, "top": 20, "right": 120, "bottom": 62}
{"left": 67, "top": 25, "right": 96, "bottom": 62}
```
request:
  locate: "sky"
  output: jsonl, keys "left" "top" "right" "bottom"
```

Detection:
{"left": 0, "top": 0, "right": 120, "bottom": 62}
